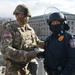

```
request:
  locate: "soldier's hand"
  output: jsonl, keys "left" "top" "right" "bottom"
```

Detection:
{"left": 37, "top": 41, "right": 44, "bottom": 49}
{"left": 27, "top": 51, "right": 36, "bottom": 60}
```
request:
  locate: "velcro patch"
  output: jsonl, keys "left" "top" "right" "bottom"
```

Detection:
{"left": 70, "top": 39, "right": 75, "bottom": 48}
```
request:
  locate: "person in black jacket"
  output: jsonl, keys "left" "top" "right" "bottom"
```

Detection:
{"left": 37, "top": 12, "right": 75, "bottom": 75}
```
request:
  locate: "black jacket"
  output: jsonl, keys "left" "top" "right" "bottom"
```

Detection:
{"left": 43, "top": 31, "right": 75, "bottom": 75}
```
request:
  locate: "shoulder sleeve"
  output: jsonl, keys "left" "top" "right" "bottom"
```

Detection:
{"left": 1, "top": 27, "right": 16, "bottom": 59}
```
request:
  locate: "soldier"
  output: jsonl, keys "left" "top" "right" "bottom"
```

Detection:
{"left": 37, "top": 12, "right": 75, "bottom": 75}
{"left": 1, "top": 4, "right": 44, "bottom": 75}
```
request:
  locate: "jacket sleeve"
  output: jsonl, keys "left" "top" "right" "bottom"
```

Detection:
{"left": 61, "top": 34, "right": 75, "bottom": 75}
{"left": 36, "top": 38, "right": 44, "bottom": 49}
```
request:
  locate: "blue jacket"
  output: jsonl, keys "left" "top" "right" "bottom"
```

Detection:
{"left": 43, "top": 31, "right": 75, "bottom": 75}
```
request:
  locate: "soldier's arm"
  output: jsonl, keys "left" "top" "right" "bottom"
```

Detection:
{"left": 1, "top": 28, "right": 18, "bottom": 59}
{"left": 34, "top": 34, "right": 44, "bottom": 49}
{"left": 31, "top": 28, "right": 44, "bottom": 49}
{"left": 37, "top": 40, "right": 44, "bottom": 49}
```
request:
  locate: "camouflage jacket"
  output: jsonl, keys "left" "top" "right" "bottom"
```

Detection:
{"left": 1, "top": 22, "right": 41, "bottom": 64}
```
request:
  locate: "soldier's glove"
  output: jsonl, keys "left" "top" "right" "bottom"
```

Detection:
{"left": 26, "top": 51, "right": 36, "bottom": 62}
{"left": 37, "top": 52, "right": 44, "bottom": 58}
{"left": 26, "top": 46, "right": 39, "bottom": 62}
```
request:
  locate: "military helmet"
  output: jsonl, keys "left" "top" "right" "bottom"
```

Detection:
{"left": 47, "top": 12, "right": 66, "bottom": 25}
{"left": 13, "top": 4, "right": 31, "bottom": 17}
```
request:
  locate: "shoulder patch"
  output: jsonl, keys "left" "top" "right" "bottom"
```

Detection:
{"left": 70, "top": 39, "right": 75, "bottom": 48}
{"left": 58, "top": 35, "right": 64, "bottom": 41}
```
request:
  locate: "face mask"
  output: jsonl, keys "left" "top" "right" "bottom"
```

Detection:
{"left": 17, "top": 17, "right": 28, "bottom": 24}
{"left": 50, "top": 24, "right": 63, "bottom": 34}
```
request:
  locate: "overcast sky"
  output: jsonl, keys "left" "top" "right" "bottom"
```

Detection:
{"left": 0, "top": 0, "right": 75, "bottom": 19}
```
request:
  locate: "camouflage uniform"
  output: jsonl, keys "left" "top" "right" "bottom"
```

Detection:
{"left": 1, "top": 4, "right": 44, "bottom": 75}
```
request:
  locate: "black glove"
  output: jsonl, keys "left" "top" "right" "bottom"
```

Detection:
{"left": 37, "top": 52, "right": 44, "bottom": 58}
